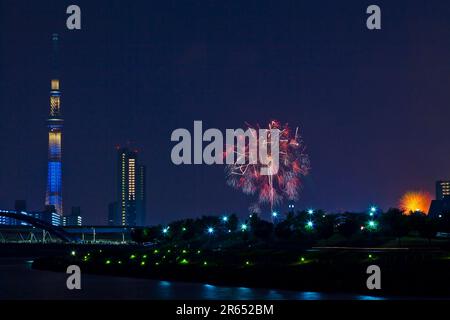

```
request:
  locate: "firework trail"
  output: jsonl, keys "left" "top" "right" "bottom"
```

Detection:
{"left": 225, "top": 120, "right": 310, "bottom": 214}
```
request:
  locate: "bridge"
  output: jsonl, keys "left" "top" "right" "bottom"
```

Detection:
{"left": 0, "top": 211, "right": 137, "bottom": 244}
{"left": 63, "top": 226, "right": 133, "bottom": 244}
{"left": 0, "top": 210, "right": 77, "bottom": 243}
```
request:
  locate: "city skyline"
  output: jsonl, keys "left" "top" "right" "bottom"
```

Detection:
{"left": 1, "top": 1, "right": 450, "bottom": 225}
{"left": 2, "top": 0, "right": 450, "bottom": 308}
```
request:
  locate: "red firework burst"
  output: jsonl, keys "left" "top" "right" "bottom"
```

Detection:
{"left": 225, "top": 120, "right": 310, "bottom": 214}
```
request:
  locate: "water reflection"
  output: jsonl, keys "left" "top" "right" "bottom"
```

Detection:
{"left": 298, "top": 292, "right": 322, "bottom": 300}
{"left": 156, "top": 281, "right": 173, "bottom": 299}
{"left": 159, "top": 281, "right": 171, "bottom": 287}
{"left": 156, "top": 281, "right": 389, "bottom": 300}
{"left": 356, "top": 295, "right": 385, "bottom": 300}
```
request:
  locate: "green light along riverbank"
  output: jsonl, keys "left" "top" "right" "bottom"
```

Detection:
{"left": 31, "top": 240, "right": 450, "bottom": 297}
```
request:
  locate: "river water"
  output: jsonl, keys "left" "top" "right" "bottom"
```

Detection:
{"left": 0, "top": 258, "right": 384, "bottom": 300}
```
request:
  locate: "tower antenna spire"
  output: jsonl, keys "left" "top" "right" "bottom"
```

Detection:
{"left": 51, "top": 33, "right": 59, "bottom": 79}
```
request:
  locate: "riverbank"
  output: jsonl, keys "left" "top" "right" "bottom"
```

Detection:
{"left": 0, "top": 258, "right": 387, "bottom": 300}
{"left": 32, "top": 244, "right": 450, "bottom": 297}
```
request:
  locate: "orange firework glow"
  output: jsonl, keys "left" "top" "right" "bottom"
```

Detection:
{"left": 398, "top": 191, "right": 432, "bottom": 215}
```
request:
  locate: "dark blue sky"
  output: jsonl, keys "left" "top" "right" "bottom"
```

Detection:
{"left": 1, "top": 0, "right": 449, "bottom": 225}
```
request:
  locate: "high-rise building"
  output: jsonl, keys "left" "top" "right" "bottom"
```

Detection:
{"left": 436, "top": 181, "right": 450, "bottom": 200}
{"left": 113, "top": 148, "right": 146, "bottom": 226}
{"left": 33, "top": 205, "right": 62, "bottom": 226}
{"left": 428, "top": 180, "right": 450, "bottom": 218}
{"left": 45, "top": 33, "right": 63, "bottom": 216}
{"left": 62, "top": 206, "right": 83, "bottom": 226}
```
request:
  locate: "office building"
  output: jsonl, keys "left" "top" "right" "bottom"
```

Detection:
{"left": 428, "top": 180, "right": 450, "bottom": 218}
{"left": 62, "top": 206, "right": 83, "bottom": 226}
{"left": 436, "top": 181, "right": 450, "bottom": 200}
{"left": 112, "top": 147, "right": 146, "bottom": 226}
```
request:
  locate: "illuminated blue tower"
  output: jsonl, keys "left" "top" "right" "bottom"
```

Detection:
{"left": 45, "top": 33, "right": 63, "bottom": 215}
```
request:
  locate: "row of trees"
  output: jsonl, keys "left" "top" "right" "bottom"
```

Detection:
{"left": 131, "top": 209, "right": 450, "bottom": 244}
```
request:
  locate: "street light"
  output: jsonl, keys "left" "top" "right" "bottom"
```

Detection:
{"left": 367, "top": 220, "right": 378, "bottom": 231}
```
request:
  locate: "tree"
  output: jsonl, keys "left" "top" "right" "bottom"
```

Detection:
{"left": 249, "top": 213, "right": 261, "bottom": 227}
{"left": 168, "top": 220, "right": 188, "bottom": 240}
{"left": 228, "top": 214, "right": 238, "bottom": 232}
{"left": 338, "top": 217, "right": 359, "bottom": 239}
{"left": 317, "top": 215, "right": 336, "bottom": 240}
{"left": 131, "top": 226, "right": 160, "bottom": 244}
{"left": 180, "top": 219, "right": 196, "bottom": 241}
{"left": 274, "top": 221, "right": 293, "bottom": 240}
{"left": 285, "top": 211, "right": 295, "bottom": 223}
{"left": 380, "top": 208, "right": 410, "bottom": 244}
{"left": 407, "top": 212, "right": 426, "bottom": 233}
{"left": 252, "top": 220, "right": 273, "bottom": 241}
{"left": 417, "top": 218, "right": 438, "bottom": 244}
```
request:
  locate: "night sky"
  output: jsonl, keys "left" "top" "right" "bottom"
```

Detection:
{"left": 1, "top": 0, "right": 449, "bottom": 225}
